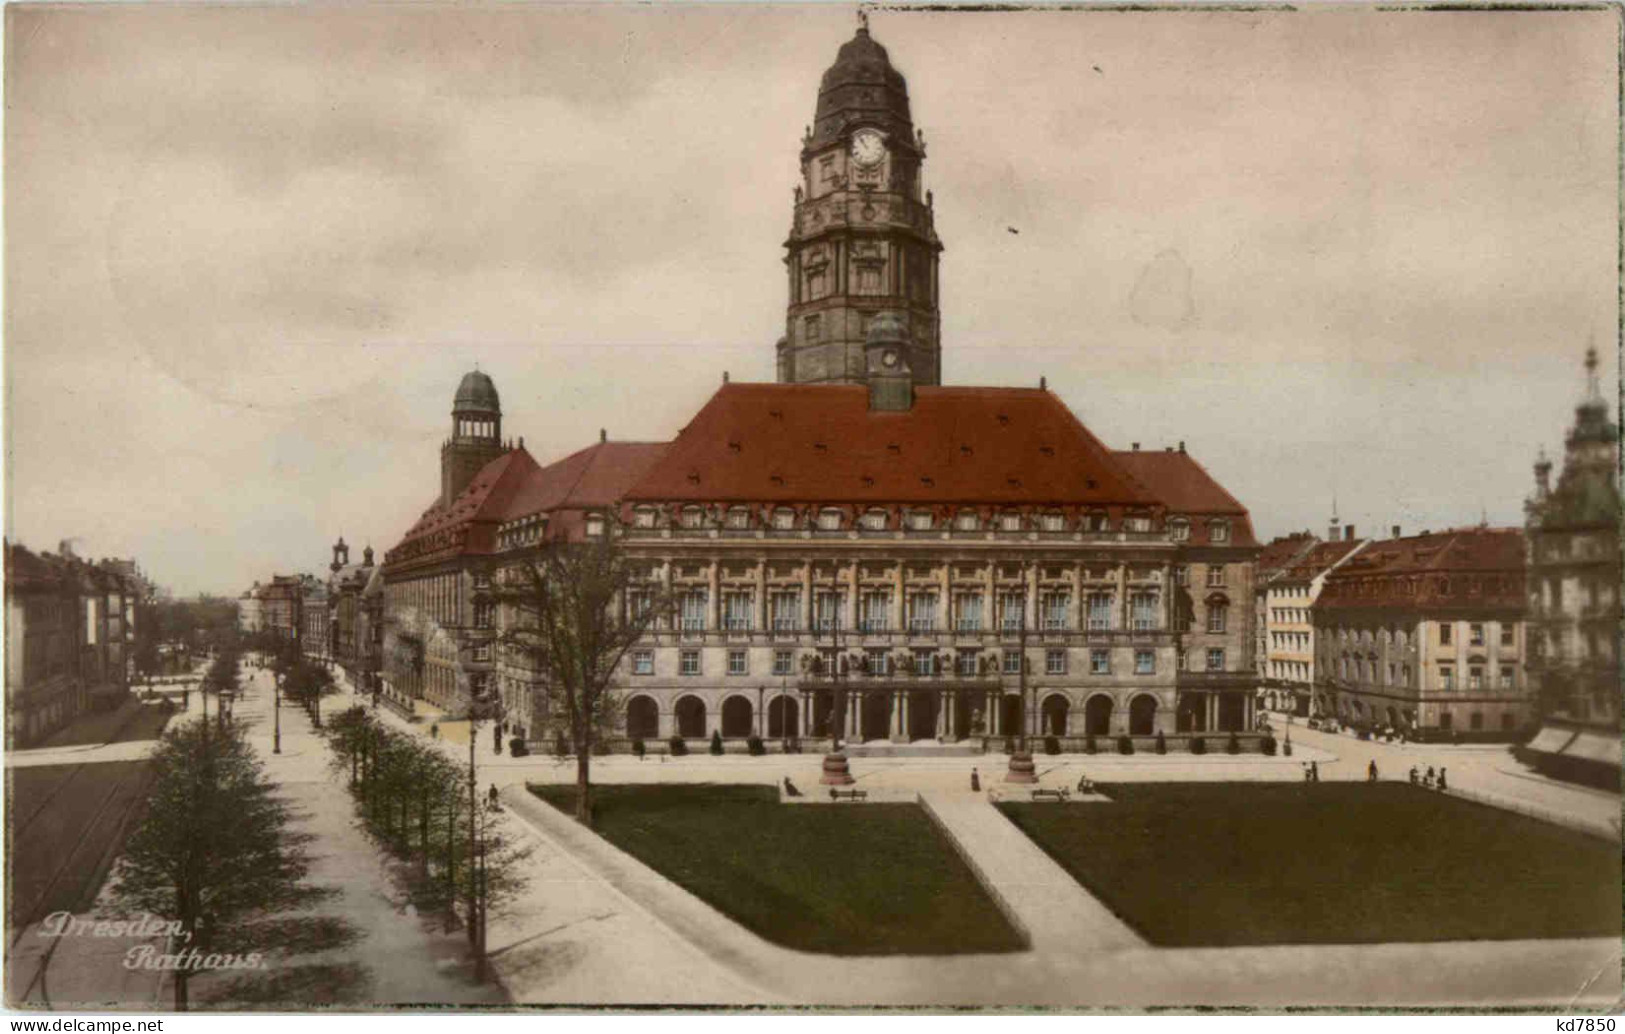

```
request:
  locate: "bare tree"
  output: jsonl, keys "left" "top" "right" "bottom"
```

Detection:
{"left": 495, "top": 517, "right": 670, "bottom": 826}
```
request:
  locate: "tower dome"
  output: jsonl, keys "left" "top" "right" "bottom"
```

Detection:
{"left": 809, "top": 24, "right": 915, "bottom": 153}
{"left": 866, "top": 310, "right": 908, "bottom": 345}
{"left": 454, "top": 370, "right": 501, "bottom": 414}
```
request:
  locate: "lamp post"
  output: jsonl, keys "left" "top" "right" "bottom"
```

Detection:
{"left": 1006, "top": 562, "right": 1037, "bottom": 783}
{"left": 818, "top": 562, "right": 855, "bottom": 785}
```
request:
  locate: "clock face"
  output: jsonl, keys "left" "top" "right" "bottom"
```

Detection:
{"left": 882, "top": 349, "right": 900, "bottom": 369}
{"left": 851, "top": 129, "right": 885, "bottom": 168}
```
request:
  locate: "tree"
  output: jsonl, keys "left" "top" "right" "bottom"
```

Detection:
{"left": 284, "top": 660, "right": 338, "bottom": 728}
{"left": 104, "top": 718, "right": 312, "bottom": 1009}
{"left": 496, "top": 518, "right": 671, "bottom": 826}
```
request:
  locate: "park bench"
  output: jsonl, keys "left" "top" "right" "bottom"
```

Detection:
{"left": 1031, "top": 787, "right": 1071, "bottom": 802}
{"left": 829, "top": 788, "right": 868, "bottom": 802}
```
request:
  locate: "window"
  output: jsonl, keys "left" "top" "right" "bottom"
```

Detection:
{"left": 473, "top": 644, "right": 491, "bottom": 662}
{"left": 857, "top": 267, "right": 881, "bottom": 294}
{"left": 474, "top": 602, "right": 494, "bottom": 629}
{"left": 1135, "top": 649, "right": 1155, "bottom": 674}
{"left": 773, "top": 650, "right": 794, "bottom": 676}
{"left": 772, "top": 508, "right": 796, "bottom": 530}
{"left": 957, "top": 650, "right": 979, "bottom": 676}
{"left": 908, "top": 592, "right": 939, "bottom": 632}
{"left": 586, "top": 514, "right": 606, "bottom": 537}
{"left": 1500, "top": 624, "right": 1514, "bottom": 647}
{"left": 1087, "top": 592, "right": 1115, "bottom": 631}
{"left": 955, "top": 511, "right": 980, "bottom": 531}
{"left": 680, "top": 591, "right": 708, "bottom": 632}
{"left": 1000, "top": 592, "right": 1026, "bottom": 631}
{"left": 861, "top": 510, "right": 887, "bottom": 530}
{"left": 1130, "top": 591, "right": 1159, "bottom": 631}
{"left": 1042, "top": 593, "right": 1070, "bottom": 631}
{"left": 725, "top": 508, "right": 750, "bottom": 529}
{"left": 867, "top": 648, "right": 890, "bottom": 676}
{"left": 1124, "top": 514, "right": 1152, "bottom": 533}
{"left": 632, "top": 649, "right": 654, "bottom": 676}
{"left": 680, "top": 649, "right": 701, "bottom": 676}
{"left": 999, "top": 512, "right": 1022, "bottom": 531}
{"left": 1207, "top": 604, "right": 1228, "bottom": 634}
{"left": 728, "top": 649, "right": 748, "bottom": 676}
{"left": 956, "top": 594, "right": 984, "bottom": 632}
{"left": 1470, "top": 623, "right": 1484, "bottom": 647}
{"left": 915, "top": 650, "right": 937, "bottom": 676}
{"left": 1002, "top": 650, "right": 1022, "bottom": 675}
{"left": 628, "top": 591, "right": 653, "bottom": 622}
{"left": 1173, "top": 565, "right": 1189, "bottom": 587}
{"left": 817, "top": 509, "right": 842, "bottom": 531}
{"left": 680, "top": 507, "right": 704, "bottom": 530}
{"left": 1439, "top": 711, "right": 1454, "bottom": 731}
{"left": 1177, "top": 650, "right": 1190, "bottom": 671}
{"left": 771, "top": 591, "right": 800, "bottom": 631}
{"left": 859, "top": 591, "right": 890, "bottom": 632}
{"left": 1040, "top": 512, "right": 1065, "bottom": 532}
{"left": 1206, "top": 648, "right": 1225, "bottom": 671}
{"left": 1499, "top": 665, "right": 1514, "bottom": 690}
{"left": 1045, "top": 649, "right": 1067, "bottom": 675}
{"left": 907, "top": 511, "right": 933, "bottom": 531}
{"left": 1169, "top": 519, "right": 1190, "bottom": 542}
{"left": 1468, "top": 665, "right": 1483, "bottom": 691}
{"left": 1440, "top": 665, "right": 1455, "bottom": 691}
{"left": 804, "top": 314, "right": 821, "bottom": 342}
{"left": 1206, "top": 565, "right": 1227, "bottom": 588}
{"left": 1208, "top": 520, "right": 1230, "bottom": 543}
{"left": 1090, "top": 649, "right": 1111, "bottom": 675}
{"left": 814, "top": 592, "right": 841, "bottom": 631}
{"left": 1438, "top": 623, "right": 1452, "bottom": 646}
{"left": 724, "top": 592, "right": 754, "bottom": 631}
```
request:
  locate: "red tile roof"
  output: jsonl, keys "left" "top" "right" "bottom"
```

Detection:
{"left": 504, "top": 441, "right": 671, "bottom": 540}
{"left": 384, "top": 448, "right": 540, "bottom": 569}
{"left": 624, "top": 383, "right": 1157, "bottom": 507}
{"left": 1110, "top": 449, "right": 1258, "bottom": 546}
{"left": 1279, "top": 539, "right": 1367, "bottom": 582}
{"left": 1316, "top": 527, "right": 1526, "bottom": 612}
{"left": 1257, "top": 534, "right": 1319, "bottom": 580}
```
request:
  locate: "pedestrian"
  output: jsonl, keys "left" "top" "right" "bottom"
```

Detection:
{"left": 1425, "top": 765, "right": 1435, "bottom": 786}
{"left": 487, "top": 783, "right": 500, "bottom": 810}
{"left": 1303, "top": 763, "right": 1312, "bottom": 783}
{"left": 430, "top": 723, "right": 440, "bottom": 740}
{"left": 1409, "top": 765, "right": 1419, "bottom": 785}
{"left": 1367, "top": 759, "right": 1378, "bottom": 782}
{"left": 1437, "top": 767, "right": 1447, "bottom": 792}
{"left": 783, "top": 776, "right": 802, "bottom": 798}
{"left": 970, "top": 767, "right": 981, "bottom": 792}
{"left": 1311, "top": 761, "right": 1320, "bottom": 783}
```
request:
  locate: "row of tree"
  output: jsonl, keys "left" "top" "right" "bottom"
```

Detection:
{"left": 319, "top": 706, "right": 529, "bottom": 978}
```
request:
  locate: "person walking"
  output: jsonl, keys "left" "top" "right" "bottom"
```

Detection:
{"left": 970, "top": 767, "right": 981, "bottom": 792}
{"left": 1367, "top": 759, "right": 1378, "bottom": 782}
{"left": 1425, "top": 765, "right": 1435, "bottom": 788}
{"left": 1311, "top": 761, "right": 1320, "bottom": 783}
{"left": 1303, "top": 763, "right": 1313, "bottom": 783}
{"left": 1437, "top": 767, "right": 1447, "bottom": 792}
{"left": 1409, "top": 765, "right": 1419, "bottom": 785}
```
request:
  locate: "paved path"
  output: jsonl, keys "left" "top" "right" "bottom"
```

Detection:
{"left": 917, "top": 791, "right": 1143, "bottom": 952}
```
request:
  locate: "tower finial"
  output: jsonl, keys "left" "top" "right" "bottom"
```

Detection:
{"left": 1584, "top": 345, "right": 1602, "bottom": 402}
{"left": 857, "top": 8, "right": 868, "bottom": 33}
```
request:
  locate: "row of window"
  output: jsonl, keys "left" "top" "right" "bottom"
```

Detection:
{"left": 632, "top": 646, "right": 1228, "bottom": 677}
{"left": 644, "top": 588, "right": 1229, "bottom": 634}
{"left": 1333, "top": 655, "right": 1519, "bottom": 691}
{"left": 634, "top": 505, "right": 1230, "bottom": 540}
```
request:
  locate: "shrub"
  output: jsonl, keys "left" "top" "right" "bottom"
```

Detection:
{"left": 1260, "top": 735, "right": 1277, "bottom": 756}
{"left": 510, "top": 736, "right": 529, "bottom": 757}
{"left": 1227, "top": 731, "right": 1241, "bottom": 755}
{"left": 1043, "top": 735, "right": 1061, "bottom": 756}
{"left": 1190, "top": 736, "right": 1206, "bottom": 755}
{"left": 709, "top": 730, "right": 725, "bottom": 756}
{"left": 1117, "top": 734, "right": 1134, "bottom": 755}
{"left": 553, "top": 731, "right": 569, "bottom": 757}
{"left": 1085, "top": 733, "right": 1097, "bottom": 755}
{"left": 747, "top": 734, "right": 766, "bottom": 756}
{"left": 632, "top": 738, "right": 646, "bottom": 759}
{"left": 669, "top": 735, "right": 688, "bottom": 757}
{"left": 1155, "top": 730, "right": 1167, "bottom": 755}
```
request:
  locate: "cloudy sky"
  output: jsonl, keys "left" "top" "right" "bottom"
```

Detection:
{"left": 6, "top": 3, "right": 1618, "bottom": 596}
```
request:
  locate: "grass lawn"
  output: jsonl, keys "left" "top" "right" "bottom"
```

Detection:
{"left": 531, "top": 783, "right": 1025, "bottom": 955}
{"left": 999, "top": 782, "right": 1621, "bottom": 947}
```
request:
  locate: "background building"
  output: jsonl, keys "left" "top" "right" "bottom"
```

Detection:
{"left": 1521, "top": 349, "right": 1621, "bottom": 785}
{"left": 1313, "top": 526, "right": 1530, "bottom": 740}
{"left": 1261, "top": 524, "right": 1371, "bottom": 715}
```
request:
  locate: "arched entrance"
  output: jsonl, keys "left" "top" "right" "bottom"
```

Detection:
{"left": 675, "top": 696, "right": 706, "bottom": 739}
{"left": 626, "top": 695, "right": 659, "bottom": 739}
{"left": 1000, "top": 694, "right": 1025, "bottom": 739}
{"left": 1041, "top": 695, "right": 1070, "bottom": 736}
{"left": 1177, "top": 694, "right": 1206, "bottom": 733}
{"left": 1129, "top": 694, "right": 1158, "bottom": 736}
{"left": 768, "top": 696, "right": 800, "bottom": 738}
{"left": 908, "top": 691, "right": 938, "bottom": 741}
{"left": 861, "top": 692, "right": 891, "bottom": 741}
{"left": 722, "top": 696, "right": 754, "bottom": 738}
{"left": 1386, "top": 705, "right": 1400, "bottom": 728}
{"left": 1084, "top": 694, "right": 1113, "bottom": 736}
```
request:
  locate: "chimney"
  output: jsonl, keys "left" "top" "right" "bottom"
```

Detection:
{"left": 1391, "top": 524, "right": 1401, "bottom": 539}
{"left": 1132, "top": 442, "right": 1140, "bottom": 451}
{"left": 1039, "top": 376, "right": 1047, "bottom": 390}
{"left": 600, "top": 428, "right": 607, "bottom": 443}
{"left": 1178, "top": 440, "right": 1185, "bottom": 454}
{"left": 1344, "top": 524, "right": 1355, "bottom": 541}
{"left": 723, "top": 371, "right": 730, "bottom": 383}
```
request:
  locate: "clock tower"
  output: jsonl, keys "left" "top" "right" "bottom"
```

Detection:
{"left": 778, "top": 20, "right": 943, "bottom": 388}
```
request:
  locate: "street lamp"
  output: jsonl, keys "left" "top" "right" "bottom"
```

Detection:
{"left": 818, "top": 561, "right": 855, "bottom": 786}
{"left": 1005, "top": 561, "right": 1037, "bottom": 784}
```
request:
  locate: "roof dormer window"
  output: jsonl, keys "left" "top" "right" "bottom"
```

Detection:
{"left": 725, "top": 507, "right": 750, "bottom": 530}
{"left": 633, "top": 507, "right": 657, "bottom": 529}
{"left": 1169, "top": 518, "right": 1190, "bottom": 542}
{"left": 1208, "top": 519, "right": 1230, "bottom": 544}
{"left": 861, "top": 510, "right": 888, "bottom": 531}
{"left": 771, "top": 508, "right": 796, "bottom": 530}
{"left": 999, "top": 512, "right": 1022, "bottom": 532}
{"left": 907, "top": 511, "right": 933, "bottom": 531}
{"left": 817, "top": 508, "right": 843, "bottom": 531}
{"left": 1039, "top": 512, "right": 1065, "bottom": 532}
{"left": 680, "top": 507, "right": 705, "bottom": 530}
{"left": 955, "top": 511, "right": 980, "bottom": 531}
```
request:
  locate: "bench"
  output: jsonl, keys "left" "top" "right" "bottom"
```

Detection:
{"left": 829, "top": 788, "right": 868, "bottom": 802}
{"left": 1032, "top": 788, "right": 1071, "bottom": 803}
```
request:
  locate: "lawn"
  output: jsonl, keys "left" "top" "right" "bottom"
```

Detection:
{"left": 998, "top": 782, "right": 1621, "bottom": 947}
{"left": 531, "top": 783, "right": 1025, "bottom": 955}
